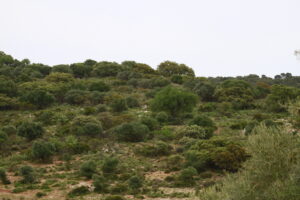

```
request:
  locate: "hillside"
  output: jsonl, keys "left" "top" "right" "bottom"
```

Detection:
{"left": 0, "top": 51, "right": 299, "bottom": 200}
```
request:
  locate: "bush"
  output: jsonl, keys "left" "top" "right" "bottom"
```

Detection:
{"left": 185, "top": 150, "right": 211, "bottom": 172}
{"left": 128, "top": 175, "right": 143, "bottom": 190}
{"left": 171, "top": 75, "right": 183, "bottom": 84}
{"left": 176, "top": 125, "right": 213, "bottom": 139}
{"left": 136, "top": 141, "right": 172, "bottom": 157}
{"left": 200, "top": 125, "right": 300, "bottom": 200}
{"left": 166, "top": 155, "right": 184, "bottom": 171}
{"left": 155, "top": 112, "right": 169, "bottom": 123}
{"left": 68, "top": 186, "right": 90, "bottom": 197}
{"left": 0, "top": 130, "right": 8, "bottom": 146}
{"left": 176, "top": 167, "right": 198, "bottom": 187}
{"left": 65, "top": 89, "right": 88, "bottom": 105}
{"left": 114, "top": 122, "right": 149, "bottom": 142}
{"left": 19, "top": 165, "right": 36, "bottom": 184}
{"left": 151, "top": 86, "right": 198, "bottom": 117}
{"left": 89, "top": 81, "right": 110, "bottom": 92}
{"left": 80, "top": 161, "right": 97, "bottom": 179}
{"left": 153, "top": 127, "right": 174, "bottom": 141}
{"left": 17, "top": 121, "right": 44, "bottom": 141}
{"left": 111, "top": 98, "right": 128, "bottom": 112}
{"left": 0, "top": 168, "right": 10, "bottom": 184}
{"left": 198, "top": 103, "right": 217, "bottom": 112}
{"left": 189, "top": 115, "right": 215, "bottom": 128}
{"left": 230, "top": 120, "right": 248, "bottom": 130}
{"left": 93, "top": 174, "right": 108, "bottom": 193}
{"left": 71, "top": 116, "right": 103, "bottom": 136}
{"left": 126, "top": 96, "right": 140, "bottom": 108}
{"left": 140, "top": 116, "right": 159, "bottom": 131}
{"left": 21, "top": 89, "right": 55, "bottom": 108}
{"left": 212, "top": 144, "right": 248, "bottom": 171}
{"left": 102, "top": 157, "right": 119, "bottom": 174}
{"left": 31, "top": 140, "right": 56, "bottom": 163}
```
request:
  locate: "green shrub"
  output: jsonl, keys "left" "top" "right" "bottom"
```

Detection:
{"left": 0, "top": 130, "right": 8, "bottom": 146}
{"left": 111, "top": 98, "right": 128, "bottom": 112}
{"left": 136, "top": 141, "right": 172, "bottom": 157}
{"left": 31, "top": 140, "right": 56, "bottom": 163}
{"left": 65, "top": 89, "right": 88, "bottom": 105}
{"left": 21, "top": 89, "right": 55, "bottom": 108}
{"left": 140, "top": 116, "right": 159, "bottom": 131}
{"left": 200, "top": 125, "right": 300, "bottom": 200}
{"left": 80, "top": 161, "right": 97, "bottom": 179}
{"left": 128, "top": 175, "right": 143, "bottom": 190}
{"left": 19, "top": 165, "right": 36, "bottom": 184}
{"left": 166, "top": 155, "right": 184, "bottom": 171}
{"left": 171, "top": 75, "right": 183, "bottom": 84}
{"left": 153, "top": 127, "right": 174, "bottom": 141}
{"left": 93, "top": 174, "right": 108, "bottom": 193}
{"left": 68, "top": 186, "right": 90, "bottom": 197}
{"left": 126, "top": 96, "right": 140, "bottom": 108}
{"left": 212, "top": 144, "right": 248, "bottom": 171}
{"left": 176, "top": 125, "right": 213, "bottom": 139}
{"left": 155, "top": 112, "right": 169, "bottom": 123}
{"left": 114, "top": 122, "right": 149, "bottom": 142}
{"left": 0, "top": 168, "right": 10, "bottom": 184}
{"left": 110, "top": 183, "right": 128, "bottom": 194}
{"left": 198, "top": 103, "right": 217, "bottom": 112}
{"left": 176, "top": 167, "right": 198, "bottom": 187}
{"left": 88, "top": 80, "right": 110, "bottom": 92}
{"left": 230, "top": 120, "right": 248, "bottom": 130}
{"left": 71, "top": 116, "right": 103, "bottom": 136}
{"left": 151, "top": 86, "right": 198, "bottom": 117}
{"left": 189, "top": 115, "right": 215, "bottom": 128}
{"left": 185, "top": 150, "right": 211, "bottom": 172}
{"left": 17, "top": 121, "right": 44, "bottom": 141}
{"left": 102, "top": 157, "right": 119, "bottom": 174}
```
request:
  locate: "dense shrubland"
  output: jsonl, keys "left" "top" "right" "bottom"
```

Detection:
{"left": 0, "top": 51, "right": 300, "bottom": 199}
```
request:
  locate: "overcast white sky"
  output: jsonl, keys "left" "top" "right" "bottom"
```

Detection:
{"left": 1, "top": 0, "right": 300, "bottom": 77}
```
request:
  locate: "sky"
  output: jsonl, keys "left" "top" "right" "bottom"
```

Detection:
{"left": 1, "top": 0, "right": 300, "bottom": 77}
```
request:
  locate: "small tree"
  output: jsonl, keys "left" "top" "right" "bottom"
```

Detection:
{"left": 93, "top": 174, "right": 108, "bottom": 193}
{"left": 114, "top": 122, "right": 149, "bottom": 142}
{"left": 89, "top": 81, "right": 110, "bottom": 92}
{"left": 71, "top": 116, "right": 103, "bottom": 136}
{"left": 21, "top": 89, "right": 55, "bottom": 108}
{"left": 31, "top": 140, "right": 56, "bottom": 163}
{"left": 102, "top": 157, "right": 119, "bottom": 174}
{"left": 0, "top": 168, "right": 10, "bottom": 184}
{"left": 111, "top": 98, "right": 128, "bottom": 112}
{"left": 80, "top": 161, "right": 97, "bottom": 179}
{"left": 151, "top": 86, "right": 197, "bottom": 118}
{"left": 128, "top": 176, "right": 143, "bottom": 191}
{"left": 17, "top": 121, "right": 44, "bottom": 141}
{"left": 19, "top": 165, "right": 36, "bottom": 184}
{"left": 177, "top": 167, "right": 198, "bottom": 186}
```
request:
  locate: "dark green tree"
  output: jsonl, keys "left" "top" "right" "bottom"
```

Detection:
{"left": 151, "top": 86, "right": 198, "bottom": 117}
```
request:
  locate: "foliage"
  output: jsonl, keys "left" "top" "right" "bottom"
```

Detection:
{"left": 88, "top": 80, "right": 110, "bottom": 92}
{"left": 157, "top": 61, "right": 195, "bottom": 77}
{"left": 80, "top": 160, "right": 97, "bottom": 179}
{"left": 136, "top": 141, "right": 172, "bottom": 157}
{"left": 140, "top": 116, "right": 159, "bottom": 131}
{"left": 92, "top": 62, "right": 123, "bottom": 77}
{"left": 31, "top": 140, "right": 56, "bottom": 163}
{"left": 68, "top": 186, "right": 90, "bottom": 197}
{"left": 21, "top": 89, "right": 55, "bottom": 108}
{"left": 70, "top": 116, "right": 103, "bottom": 136}
{"left": 19, "top": 165, "right": 36, "bottom": 184}
{"left": 65, "top": 89, "right": 88, "bottom": 105}
{"left": 0, "top": 168, "right": 10, "bottom": 184}
{"left": 151, "top": 86, "right": 198, "bottom": 117}
{"left": 0, "top": 76, "right": 17, "bottom": 97}
{"left": 200, "top": 126, "right": 300, "bottom": 200}
{"left": 102, "top": 157, "right": 119, "bottom": 174}
{"left": 17, "top": 121, "right": 44, "bottom": 141}
{"left": 128, "top": 175, "right": 143, "bottom": 190}
{"left": 176, "top": 125, "right": 213, "bottom": 139}
{"left": 176, "top": 167, "right": 198, "bottom": 186}
{"left": 114, "top": 122, "right": 149, "bottom": 142}
{"left": 111, "top": 98, "right": 128, "bottom": 112}
{"left": 93, "top": 174, "right": 108, "bottom": 193}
